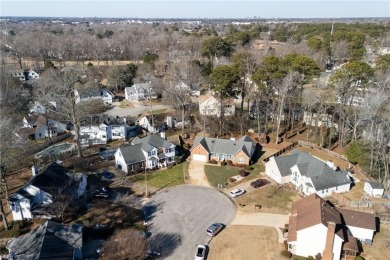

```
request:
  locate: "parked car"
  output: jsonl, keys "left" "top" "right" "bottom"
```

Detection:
{"left": 93, "top": 187, "right": 112, "bottom": 199}
{"left": 101, "top": 171, "right": 114, "bottom": 179}
{"left": 250, "top": 179, "right": 270, "bottom": 189}
{"left": 206, "top": 223, "right": 224, "bottom": 237}
{"left": 229, "top": 188, "right": 246, "bottom": 198}
{"left": 194, "top": 244, "right": 207, "bottom": 260}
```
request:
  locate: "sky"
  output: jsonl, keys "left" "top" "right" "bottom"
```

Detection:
{"left": 1, "top": 0, "right": 389, "bottom": 19}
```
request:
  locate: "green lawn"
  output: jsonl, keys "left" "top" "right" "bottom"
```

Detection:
{"left": 205, "top": 162, "right": 265, "bottom": 188}
{"left": 130, "top": 161, "right": 188, "bottom": 189}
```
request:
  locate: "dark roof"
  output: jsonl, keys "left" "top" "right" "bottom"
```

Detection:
{"left": 9, "top": 162, "right": 73, "bottom": 202}
{"left": 118, "top": 143, "right": 146, "bottom": 165}
{"left": 367, "top": 182, "right": 384, "bottom": 189}
{"left": 78, "top": 88, "right": 101, "bottom": 99}
{"left": 132, "top": 134, "right": 174, "bottom": 150}
{"left": 273, "top": 150, "right": 352, "bottom": 190}
{"left": 192, "top": 136, "right": 254, "bottom": 157}
{"left": 7, "top": 220, "right": 82, "bottom": 260}
{"left": 338, "top": 208, "right": 376, "bottom": 231}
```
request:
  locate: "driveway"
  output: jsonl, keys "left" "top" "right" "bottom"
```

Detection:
{"left": 188, "top": 160, "right": 210, "bottom": 187}
{"left": 231, "top": 211, "right": 289, "bottom": 243}
{"left": 144, "top": 185, "right": 235, "bottom": 260}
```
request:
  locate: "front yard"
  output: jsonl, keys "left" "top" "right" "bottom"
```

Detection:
{"left": 204, "top": 162, "right": 265, "bottom": 188}
{"left": 129, "top": 161, "right": 188, "bottom": 190}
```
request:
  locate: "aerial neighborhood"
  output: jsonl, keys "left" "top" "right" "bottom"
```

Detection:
{"left": 1, "top": 10, "right": 390, "bottom": 260}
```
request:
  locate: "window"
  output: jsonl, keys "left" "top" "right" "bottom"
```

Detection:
{"left": 211, "top": 153, "right": 217, "bottom": 157}
{"left": 237, "top": 157, "right": 244, "bottom": 163}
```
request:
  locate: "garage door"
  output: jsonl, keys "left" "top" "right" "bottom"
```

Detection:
{"left": 192, "top": 154, "right": 208, "bottom": 162}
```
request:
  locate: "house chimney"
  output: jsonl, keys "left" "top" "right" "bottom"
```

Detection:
{"left": 160, "top": 131, "right": 166, "bottom": 140}
{"left": 31, "top": 163, "right": 38, "bottom": 176}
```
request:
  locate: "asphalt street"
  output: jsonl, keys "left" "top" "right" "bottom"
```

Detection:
{"left": 144, "top": 185, "right": 235, "bottom": 260}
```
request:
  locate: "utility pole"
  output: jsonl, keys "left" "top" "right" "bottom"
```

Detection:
{"left": 144, "top": 163, "right": 148, "bottom": 197}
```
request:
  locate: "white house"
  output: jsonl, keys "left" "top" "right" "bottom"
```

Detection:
{"left": 103, "top": 116, "right": 142, "bottom": 140}
{"left": 11, "top": 69, "right": 39, "bottom": 81}
{"left": 265, "top": 151, "right": 352, "bottom": 197}
{"left": 288, "top": 194, "right": 376, "bottom": 259}
{"left": 364, "top": 182, "right": 384, "bottom": 198}
{"left": 137, "top": 114, "right": 175, "bottom": 134}
{"left": 124, "top": 82, "right": 157, "bottom": 101}
{"left": 115, "top": 134, "right": 176, "bottom": 174}
{"left": 101, "top": 88, "right": 115, "bottom": 105}
{"left": 198, "top": 92, "right": 235, "bottom": 116}
{"left": 303, "top": 111, "right": 338, "bottom": 129}
{"left": 21, "top": 115, "right": 67, "bottom": 140}
{"left": 175, "top": 81, "right": 201, "bottom": 97}
{"left": 79, "top": 123, "right": 112, "bottom": 146}
{"left": 8, "top": 162, "right": 87, "bottom": 221}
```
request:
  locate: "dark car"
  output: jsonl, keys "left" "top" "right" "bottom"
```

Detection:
{"left": 250, "top": 179, "right": 270, "bottom": 189}
{"left": 101, "top": 171, "right": 114, "bottom": 179}
{"left": 93, "top": 187, "right": 112, "bottom": 199}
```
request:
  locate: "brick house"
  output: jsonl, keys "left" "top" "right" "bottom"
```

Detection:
{"left": 191, "top": 136, "right": 256, "bottom": 165}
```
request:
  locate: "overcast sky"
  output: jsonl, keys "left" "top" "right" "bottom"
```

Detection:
{"left": 1, "top": 0, "right": 389, "bottom": 19}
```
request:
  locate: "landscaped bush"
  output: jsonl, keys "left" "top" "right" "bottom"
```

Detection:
{"left": 209, "top": 159, "right": 218, "bottom": 164}
{"left": 280, "top": 250, "right": 292, "bottom": 258}
{"left": 226, "top": 160, "right": 233, "bottom": 166}
{"left": 238, "top": 169, "right": 249, "bottom": 177}
{"left": 354, "top": 256, "right": 365, "bottom": 260}
{"left": 229, "top": 177, "right": 236, "bottom": 183}
{"left": 221, "top": 160, "right": 227, "bottom": 166}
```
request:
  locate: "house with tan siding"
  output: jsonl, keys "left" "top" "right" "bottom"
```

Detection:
{"left": 191, "top": 136, "right": 256, "bottom": 165}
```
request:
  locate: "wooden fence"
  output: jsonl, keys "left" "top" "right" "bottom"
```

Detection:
{"left": 262, "top": 141, "right": 298, "bottom": 163}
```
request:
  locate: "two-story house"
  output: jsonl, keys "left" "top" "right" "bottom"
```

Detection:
{"left": 20, "top": 114, "right": 67, "bottom": 140}
{"left": 265, "top": 150, "right": 352, "bottom": 197}
{"left": 79, "top": 123, "right": 112, "bottom": 146}
{"left": 115, "top": 134, "right": 176, "bottom": 174}
{"left": 124, "top": 82, "right": 157, "bottom": 101}
{"left": 74, "top": 88, "right": 115, "bottom": 105}
{"left": 8, "top": 162, "right": 87, "bottom": 221}
{"left": 198, "top": 92, "right": 236, "bottom": 117}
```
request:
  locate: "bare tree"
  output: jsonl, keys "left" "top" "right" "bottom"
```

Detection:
{"left": 102, "top": 228, "right": 147, "bottom": 260}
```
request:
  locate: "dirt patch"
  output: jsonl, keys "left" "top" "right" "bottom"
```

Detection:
{"left": 208, "top": 225, "right": 284, "bottom": 260}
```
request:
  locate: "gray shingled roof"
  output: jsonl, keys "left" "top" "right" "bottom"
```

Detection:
{"left": 273, "top": 150, "right": 352, "bottom": 190}
{"left": 132, "top": 134, "right": 174, "bottom": 150}
{"left": 126, "top": 82, "right": 153, "bottom": 94}
{"left": 367, "top": 182, "right": 384, "bottom": 189}
{"left": 78, "top": 88, "right": 101, "bottom": 99}
{"left": 118, "top": 143, "right": 146, "bottom": 165}
{"left": 192, "top": 136, "right": 254, "bottom": 157}
{"left": 7, "top": 220, "right": 82, "bottom": 260}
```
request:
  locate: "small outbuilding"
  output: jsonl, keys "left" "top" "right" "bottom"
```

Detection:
{"left": 364, "top": 181, "right": 384, "bottom": 198}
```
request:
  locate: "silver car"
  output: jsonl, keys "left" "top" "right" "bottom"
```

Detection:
{"left": 229, "top": 188, "right": 246, "bottom": 198}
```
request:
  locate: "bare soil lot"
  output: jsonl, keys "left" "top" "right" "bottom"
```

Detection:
{"left": 208, "top": 225, "right": 284, "bottom": 260}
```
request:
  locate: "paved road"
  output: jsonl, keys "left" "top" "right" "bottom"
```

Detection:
{"left": 104, "top": 101, "right": 172, "bottom": 118}
{"left": 188, "top": 160, "right": 210, "bottom": 187}
{"left": 144, "top": 185, "right": 235, "bottom": 260}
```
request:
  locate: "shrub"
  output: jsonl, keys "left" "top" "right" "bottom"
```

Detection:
{"left": 229, "top": 177, "right": 236, "bottom": 183}
{"left": 209, "top": 159, "right": 218, "bottom": 164}
{"left": 0, "top": 222, "right": 21, "bottom": 238}
{"left": 307, "top": 256, "right": 314, "bottom": 260}
{"left": 239, "top": 169, "right": 249, "bottom": 177}
{"left": 221, "top": 160, "right": 227, "bottom": 166}
{"left": 226, "top": 160, "right": 233, "bottom": 166}
{"left": 354, "top": 256, "right": 365, "bottom": 260}
{"left": 183, "top": 143, "right": 191, "bottom": 150}
{"left": 87, "top": 61, "right": 93, "bottom": 66}
{"left": 280, "top": 250, "right": 292, "bottom": 258}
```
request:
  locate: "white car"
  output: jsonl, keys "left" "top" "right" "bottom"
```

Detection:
{"left": 229, "top": 188, "right": 246, "bottom": 198}
{"left": 195, "top": 244, "right": 207, "bottom": 260}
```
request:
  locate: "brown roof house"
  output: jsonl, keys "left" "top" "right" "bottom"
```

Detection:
{"left": 191, "top": 135, "right": 256, "bottom": 165}
{"left": 287, "top": 194, "right": 376, "bottom": 260}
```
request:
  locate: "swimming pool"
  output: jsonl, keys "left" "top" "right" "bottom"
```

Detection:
{"left": 35, "top": 142, "right": 76, "bottom": 158}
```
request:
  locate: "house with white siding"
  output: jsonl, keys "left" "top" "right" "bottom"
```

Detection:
{"left": 20, "top": 115, "right": 67, "bottom": 140}
{"left": 364, "top": 182, "right": 384, "bottom": 198}
{"left": 288, "top": 194, "right": 376, "bottom": 259}
{"left": 198, "top": 92, "right": 235, "bottom": 117}
{"left": 265, "top": 151, "right": 352, "bottom": 197}
{"left": 115, "top": 134, "right": 175, "bottom": 174}
{"left": 124, "top": 82, "right": 157, "bottom": 101}
{"left": 79, "top": 123, "right": 112, "bottom": 146}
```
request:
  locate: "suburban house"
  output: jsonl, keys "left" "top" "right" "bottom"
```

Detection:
{"left": 303, "top": 111, "right": 338, "bottom": 129}
{"left": 287, "top": 194, "right": 376, "bottom": 259}
{"left": 198, "top": 92, "right": 236, "bottom": 116}
{"left": 265, "top": 151, "right": 352, "bottom": 197}
{"left": 6, "top": 220, "right": 83, "bottom": 260}
{"left": 115, "top": 134, "right": 176, "bottom": 174}
{"left": 8, "top": 162, "right": 87, "bottom": 221}
{"left": 20, "top": 114, "right": 67, "bottom": 140}
{"left": 74, "top": 88, "right": 115, "bottom": 104}
{"left": 103, "top": 116, "right": 141, "bottom": 140}
{"left": 137, "top": 114, "right": 175, "bottom": 133}
{"left": 11, "top": 69, "right": 39, "bottom": 81}
{"left": 79, "top": 123, "right": 112, "bottom": 146}
{"left": 124, "top": 82, "right": 157, "bottom": 101}
{"left": 364, "top": 182, "right": 384, "bottom": 198}
{"left": 175, "top": 81, "right": 201, "bottom": 97}
{"left": 191, "top": 135, "right": 256, "bottom": 165}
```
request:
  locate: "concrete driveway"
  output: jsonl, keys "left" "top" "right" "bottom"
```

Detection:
{"left": 144, "top": 185, "right": 235, "bottom": 260}
{"left": 188, "top": 160, "right": 210, "bottom": 187}
{"left": 231, "top": 211, "right": 289, "bottom": 243}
